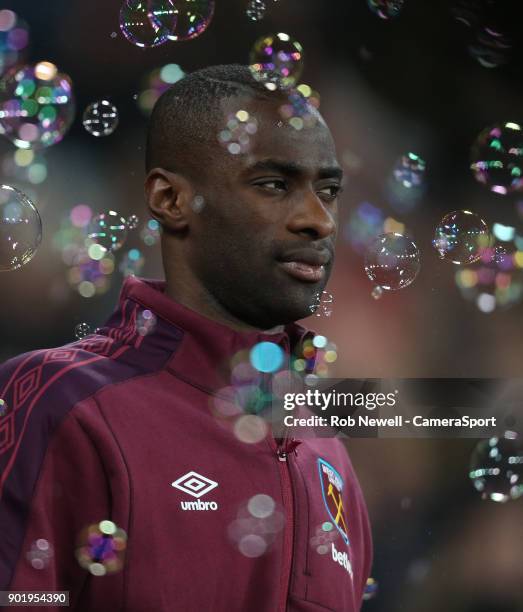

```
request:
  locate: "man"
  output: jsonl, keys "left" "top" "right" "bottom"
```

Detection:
{"left": 0, "top": 65, "right": 372, "bottom": 611}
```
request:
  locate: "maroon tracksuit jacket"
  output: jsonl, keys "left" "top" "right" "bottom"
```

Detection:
{"left": 0, "top": 277, "right": 372, "bottom": 611}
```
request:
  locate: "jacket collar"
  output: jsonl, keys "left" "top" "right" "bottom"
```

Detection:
{"left": 118, "top": 276, "right": 315, "bottom": 394}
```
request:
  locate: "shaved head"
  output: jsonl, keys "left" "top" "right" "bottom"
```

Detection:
{"left": 145, "top": 64, "right": 283, "bottom": 182}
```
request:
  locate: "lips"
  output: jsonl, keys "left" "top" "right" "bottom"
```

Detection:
{"left": 277, "top": 249, "right": 331, "bottom": 283}
{"left": 278, "top": 261, "right": 326, "bottom": 282}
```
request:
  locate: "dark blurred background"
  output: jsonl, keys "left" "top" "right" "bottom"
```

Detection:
{"left": 1, "top": 0, "right": 522, "bottom": 610}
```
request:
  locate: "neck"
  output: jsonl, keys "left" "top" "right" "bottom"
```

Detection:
{"left": 164, "top": 275, "right": 285, "bottom": 335}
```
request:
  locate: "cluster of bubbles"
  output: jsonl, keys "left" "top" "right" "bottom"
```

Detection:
{"left": 246, "top": 0, "right": 266, "bottom": 21}
{"left": 66, "top": 247, "right": 115, "bottom": 298}
{"left": 0, "top": 61, "right": 75, "bottom": 149}
{"left": 364, "top": 233, "right": 421, "bottom": 294}
{"left": 249, "top": 32, "right": 304, "bottom": 90}
{"left": 119, "top": 248, "right": 145, "bottom": 277}
{"left": 470, "top": 122, "right": 523, "bottom": 196}
{"left": 0, "top": 184, "right": 42, "bottom": 272}
{"left": 0, "top": 10, "right": 29, "bottom": 77}
{"left": 278, "top": 84, "right": 320, "bottom": 131}
{"left": 432, "top": 210, "right": 490, "bottom": 265}
{"left": 228, "top": 494, "right": 284, "bottom": 558}
{"left": 2, "top": 149, "right": 48, "bottom": 186}
{"left": 292, "top": 334, "right": 338, "bottom": 381}
{"left": 26, "top": 539, "right": 53, "bottom": 570}
{"left": 387, "top": 152, "right": 426, "bottom": 213}
{"left": 0, "top": 398, "right": 7, "bottom": 417}
{"left": 218, "top": 110, "right": 258, "bottom": 155}
{"left": 309, "top": 291, "right": 334, "bottom": 317}
{"left": 52, "top": 205, "right": 140, "bottom": 298}
{"left": 455, "top": 238, "right": 523, "bottom": 313}
{"left": 136, "top": 63, "right": 185, "bottom": 116}
{"left": 140, "top": 218, "right": 161, "bottom": 246}
{"left": 310, "top": 521, "right": 339, "bottom": 555}
{"left": 469, "top": 431, "right": 523, "bottom": 503}
{"left": 83, "top": 100, "right": 119, "bottom": 137}
{"left": 74, "top": 322, "right": 92, "bottom": 340}
{"left": 75, "top": 520, "right": 127, "bottom": 576}
{"left": 119, "top": 0, "right": 214, "bottom": 48}
{"left": 136, "top": 308, "right": 156, "bottom": 336}
{"left": 367, "top": 0, "right": 405, "bottom": 20}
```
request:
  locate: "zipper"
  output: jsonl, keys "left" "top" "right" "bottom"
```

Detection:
{"left": 270, "top": 436, "right": 301, "bottom": 612}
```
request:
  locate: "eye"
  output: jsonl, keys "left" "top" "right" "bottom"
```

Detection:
{"left": 254, "top": 179, "right": 287, "bottom": 192}
{"left": 317, "top": 184, "right": 343, "bottom": 201}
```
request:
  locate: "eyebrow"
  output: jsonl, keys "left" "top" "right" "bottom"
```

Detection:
{"left": 246, "top": 159, "right": 344, "bottom": 181}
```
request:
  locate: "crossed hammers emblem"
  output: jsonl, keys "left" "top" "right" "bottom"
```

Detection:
{"left": 327, "top": 482, "right": 348, "bottom": 535}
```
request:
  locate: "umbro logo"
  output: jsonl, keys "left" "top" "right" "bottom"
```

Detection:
{"left": 171, "top": 471, "right": 219, "bottom": 511}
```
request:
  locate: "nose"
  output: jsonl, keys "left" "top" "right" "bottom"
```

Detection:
{"left": 286, "top": 189, "right": 337, "bottom": 240}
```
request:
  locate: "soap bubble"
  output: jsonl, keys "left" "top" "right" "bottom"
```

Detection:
{"left": 26, "top": 539, "right": 53, "bottom": 570}
{"left": 246, "top": 0, "right": 266, "bottom": 21}
{"left": 82, "top": 100, "right": 119, "bottom": 137}
{"left": 249, "top": 32, "right": 304, "bottom": 90}
{"left": 0, "top": 184, "right": 42, "bottom": 271}
{"left": 126, "top": 214, "right": 139, "bottom": 230}
{"left": 136, "top": 63, "right": 185, "bottom": 116}
{"left": 470, "top": 122, "right": 523, "bottom": 195}
{"left": 87, "top": 211, "right": 128, "bottom": 253}
{"left": 469, "top": 431, "right": 523, "bottom": 503}
{"left": 119, "top": 0, "right": 178, "bottom": 48}
{"left": 343, "top": 201, "right": 384, "bottom": 255}
{"left": 74, "top": 322, "right": 91, "bottom": 340}
{"left": 364, "top": 233, "right": 420, "bottom": 290}
{"left": 363, "top": 577, "right": 379, "bottom": 601}
{"left": 247, "top": 494, "right": 275, "bottom": 518}
{"left": 190, "top": 195, "right": 205, "bottom": 213}
{"left": 469, "top": 25, "right": 512, "bottom": 68}
{"left": 433, "top": 210, "right": 490, "bottom": 265}
{"left": 0, "top": 62, "right": 75, "bottom": 149}
{"left": 166, "top": 0, "right": 215, "bottom": 41}
{"left": 137, "top": 309, "right": 156, "bottom": 336}
{"left": 75, "top": 520, "right": 127, "bottom": 576}
{"left": 250, "top": 341, "right": 284, "bottom": 373}
{"left": 367, "top": 0, "right": 404, "bottom": 19}
{"left": 218, "top": 110, "right": 258, "bottom": 155}
{"left": 371, "top": 285, "right": 383, "bottom": 300}
{"left": 309, "top": 291, "right": 334, "bottom": 317}
{"left": 393, "top": 152, "right": 426, "bottom": 189}
{"left": 234, "top": 414, "right": 268, "bottom": 444}
{"left": 0, "top": 10, "right": 30, "bottom": 77}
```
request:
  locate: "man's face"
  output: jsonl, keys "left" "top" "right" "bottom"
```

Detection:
{"left": 186, "top": 95, "right": 343, "bottom": 329}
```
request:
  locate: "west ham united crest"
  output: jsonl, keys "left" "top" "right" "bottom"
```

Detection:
{"left": 317, "top": 458, "right": 349, "bottom": 545}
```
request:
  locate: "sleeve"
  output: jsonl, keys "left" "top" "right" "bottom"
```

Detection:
{"left": 0, "top": 356, "right": 113, "bottom": 610}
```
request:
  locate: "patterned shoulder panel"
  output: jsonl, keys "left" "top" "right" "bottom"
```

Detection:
{"left": 0, "top": 339, "right": 125, "bottom": 469}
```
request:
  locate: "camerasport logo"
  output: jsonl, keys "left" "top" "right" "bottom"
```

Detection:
{"left": 171, "top": 471, "right": 219, "bottom": 511}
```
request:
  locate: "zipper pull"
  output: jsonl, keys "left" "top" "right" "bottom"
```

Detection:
{"left": 277, "top": 449, "right": 288, "bottom": 462}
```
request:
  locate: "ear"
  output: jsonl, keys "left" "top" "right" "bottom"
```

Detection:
{"left": 144, "top": 168, "right": 193, "bottom": 231}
